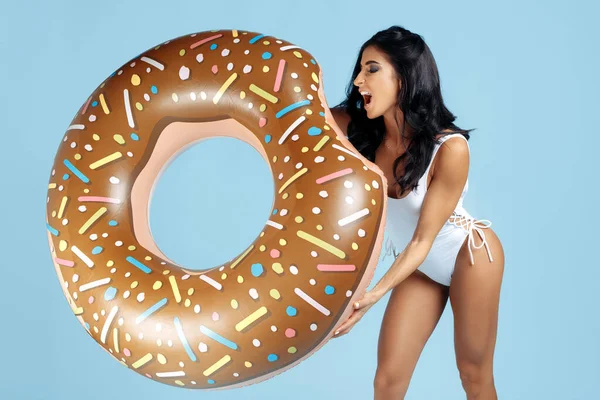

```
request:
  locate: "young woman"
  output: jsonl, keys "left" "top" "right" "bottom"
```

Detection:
{"left": 329, "top": 26, "right": 505, "bottom": 399}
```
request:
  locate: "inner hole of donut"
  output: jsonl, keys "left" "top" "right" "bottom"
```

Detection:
{"left": 149, "top": 137, "right": 275, "bottom": 271}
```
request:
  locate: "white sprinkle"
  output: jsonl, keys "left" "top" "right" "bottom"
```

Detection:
{"left": 137, "top": 292, "right": 145, "bottom": 302}
{"left": 312, "top": 207, "right": 321, "bottom": 214}
{"left": 344, "top": 180, "right": 353, "bottom": 189}
{"left": 315, "top": 156, "right": 325, "bottom": 163}
{"left": 249, "top": 288, "right": 259, "bottom": 299}
{"left": 319, "top": 190, "right": 328, "bottom": 198}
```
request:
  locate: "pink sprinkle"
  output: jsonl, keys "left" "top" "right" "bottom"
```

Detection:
{"left": 212, "top": 312, "right": 220, "bottom": 321}
{"left": 285, "top": 328, "right": 296, "bottom": 338}
{"left": 78, "top": 196, "right": 120, "bottom": 204}
{"left": 259, "top": 117, "right": 267, "bottom": 127}
{"left": 124, "top": 348, "right": 131, "bottom": 357}
{"left": 88, "top": 296, "right": 95, "bottom": 304}
{"left": 270, "top": 249, "right": 281, "bottom": 258}
{"left": 145, "top": 374, "right": 152, "bottom": 378}
{"left": 54, "top": 257, "right": 74, "bottom": 267}
{"left": 190, "top": 33, "right": 223, "bottom": 49}
{"left": 212, "top": 65, "right": 218, "bottom": 74}
{"left": 316, "top": 168, "right": 353, "bottom": 184}
{"left": 273, "top": 59, "right": 286, "bottom": 92}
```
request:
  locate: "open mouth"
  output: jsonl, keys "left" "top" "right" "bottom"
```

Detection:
{"left": 361, "top": 92, "right": 373, "bottom": 109}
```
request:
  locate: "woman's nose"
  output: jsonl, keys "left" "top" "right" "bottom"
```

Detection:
{"left": 354, "top": 74, "right": 364, "bottom": 87}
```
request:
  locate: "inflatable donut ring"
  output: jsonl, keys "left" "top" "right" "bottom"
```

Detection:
{"left": 45, "top": 29, "right": 387, "bottom": 390}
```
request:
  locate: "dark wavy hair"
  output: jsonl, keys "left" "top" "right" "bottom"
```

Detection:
{"left": 335, "top": 25, "right": 475, "bottom": 197}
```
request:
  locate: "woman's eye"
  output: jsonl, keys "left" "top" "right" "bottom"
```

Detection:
{"left": 368, "top": 67, "right": 378, "bottom": 73}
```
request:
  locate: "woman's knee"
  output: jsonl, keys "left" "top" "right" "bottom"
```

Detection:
{"left": 373, "top": 368, "right": 410, "bottom": 395}
{"left": 456, "top": 359, "right": 494, "bottom": 388}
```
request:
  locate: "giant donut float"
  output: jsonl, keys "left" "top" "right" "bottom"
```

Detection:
{"left": 45, "top": 29, "right": 387, "bottom": 389}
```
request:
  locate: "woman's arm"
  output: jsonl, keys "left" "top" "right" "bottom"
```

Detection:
{"left": 370, "top": 136, "right": 471, "bottom": 296}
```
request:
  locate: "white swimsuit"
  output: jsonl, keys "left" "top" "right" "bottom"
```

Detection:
{"left": 383, "top": 133, "right": 494, "bottom": 286}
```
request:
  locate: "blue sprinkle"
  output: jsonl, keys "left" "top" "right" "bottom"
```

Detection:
{"left": 265, "top": 134, "right": 272, "bottom": 144}
{"left": 126, "top": 256, "right": 152, "bottom": 274}
{"left": 108, "top": 220, "right": 118, "bottom": 226}
{"left": 207, "top": 379, "right": 215, "bottom": 385}
{"left": 286, "top": 306, "right": 297, "bottom": 317}
{"left": 85, "top": 322, "right": 90, "bottom": 330}
{"left": 46, "top": 223, "right": 59, "bottom": 237}
{"left": 62, "top": 173, "right": 70, "bottom": 180}
{"left": 308, "top": 127, "right": 322, "bottom": 136}
{"left": 325, "top": 285, "right": 335, "bottom": 295}
{"left": 130, "top": 133, "right": 139, "bottom": 141}
{"left": 272, "top": 208, "right": 278, "bottom": 215}
{"left": 91, "top": 246, "right": 103, "bottom": 255}
{"left": 104, "top": 286, "right": 117, "bottom": 301}
{"left": 210, "top": 43, "right": 218, "bottom": 50}
{"left": 91, "top": 101, "right": 98, "bottom": 107}
{"left": 319, "top": 111, "right": 325, "bottom": 117}
{"left": 63, "top": 159, "right": 90, "bottom": 183}
{"left": 249, "top": 34, "right": 265, "bottom": 44}
{"left": 276, "top": 100, "right": 311, "bottom": 118}
{"left": 199, "top": 325, "right": 238, "bottom": 350}
{"left": 310, "top": 59, "right": 316, "bottom": 64}
{"left": 262, "top": 52, "right": 272, "bottom": 60}
{"left": 268, "top": 353, "right": 279, "bottom": 362}
{"left": 251, "top": 263, "right": 264, "bottom": 277}
{"left": 150, "top": 85, "right": 158, "bottom": 94}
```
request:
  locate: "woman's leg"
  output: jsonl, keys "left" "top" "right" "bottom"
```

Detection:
{"left": 374, "top": 270, "right": 449, "bottom": 399}
{"left": 450, "top": 229, "right": 505, "bottom": 399}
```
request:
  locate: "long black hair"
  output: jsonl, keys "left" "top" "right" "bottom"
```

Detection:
{"left": 336, "top": 25, "right": 475, "bottom": 197}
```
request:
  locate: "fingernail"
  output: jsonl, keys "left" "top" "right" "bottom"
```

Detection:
{"left": 334, "top": 330, "right": 339, "bottom": 335}
{"left": 354, "top": 301, "right": 359, "bottom": 309}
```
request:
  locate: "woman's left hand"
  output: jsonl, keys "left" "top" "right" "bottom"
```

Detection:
{"left": 332, "top": 289, "right": 385, "bottom": 338}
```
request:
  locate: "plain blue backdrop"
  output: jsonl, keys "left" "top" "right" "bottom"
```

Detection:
{"left": 1, "top": 0, "right": 598, "bottom": 398}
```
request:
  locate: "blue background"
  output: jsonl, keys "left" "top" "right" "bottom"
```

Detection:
{"left": 1, "top": 0, "right": 598, "bottom": 398}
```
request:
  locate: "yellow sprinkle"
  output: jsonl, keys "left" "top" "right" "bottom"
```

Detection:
{"left": 131, "top": 281, "right": 139, "bottom": 289}
{"left": 48, "top": 183, "right": 57, "bottom": 189}
{"left": 99, "top": 93, "right": 110, "bottom": 114}
{"left": 131, "top": 74, "right": 141, "bottom": 86}
{"left": 187, "top": 288, "right": 195, "bottom": 296}
{"left": 260, "top": 232, "right": 265, "bottom": 237}
{"left": 172, "top": 93, "right": 179, "bottom": 102}
{"left": 263, "top": 66, "right": 270, "bottom": 73}
{"left": 153, "top": 281, "right": 162, "bottom": 290}
{"left": 296, "top": 193, "right": 304, "bottom": 199}
{"left": 203, "top": 355, "right": 232, "bottom": 377}
{"left": 317, "top": 225, "right": 323, "bottom": 231}
{"left": 295, "top": 216, "right": 304, "bottom": 223}
{"left": 260, "top": 104, "right": 267, "bottom": 112}
{"left": 364, "top": 184, "right": 371, "bottom": 191}
{"left": 230, "top": 244, "right": 254, "bottom": 269}
{"left": 51, "top": 211, "right": 56, "bottom": 217}
{"left": 282, "top": 193, "right": 289, "bottom": 199}
{"left": 168, "top": 275, "right": 181, "bottom": 303}
{"left": 249, "top": 84, "right": 279, "bottom": 103}
{"left": 78, "top": 207, "right": 107, "bottom": 234}
{"left": 214, "top": 73, "right": 238, "bottom": 104}
{"left": 312, "top": 72, "right": 319, "bottom": 83}
{"left": 272, "top": 263, "right": 283, "bottom": 274}
{"left": 128, "top": 245, "right": 136, "bottom": 251}
{"left": 174, "top": 380, "right": 185, "bottom": 386}
{"left": 135, "top": 102, "right": 143, "bottom": 111}
{"left": 297, "top": 230, "right": 346, "bottom": 259}
{"left": 235, "top": 306, "right": 268, "bottom": 332}
{"left": 294, "top": 86, "right": 301, "bottom": 93}
{"left": 232, "top": 29, "right": 238, "bottom": 37}
{"left": 314, "top": 135, "right": 330, "bottom": 151}
{"left": 263, "top": 40, "right": 270, "bottom": 45}
{"left": 352, "top": 242, "right": 359, "bottom": 250}
{"left": 293, "top": 51, "right": 302, "bottom": 58}
{"left": 288, "top": 346, "right": 297, "bottom": 354}
{"left": 237, "top": 275, "right": 244, "bottom": 283}
{"left": 125, "top": 333, "right": 131, "bottom": 341}
{"left": 162, "top": 269, "right": 170, "bottom": 275}
{"left": 240, "top": 91, "right": 246, "bottom": 99}
{"left": 231, "top": 299, "right": 238, "bottom": 309}
{"left": 73, "top": 307, "right": 83, "bottom": 315}
{"left": 92, "top": 134, "right": 100, "bottom": 141}
{"left": 145, "top": 256, "right": 152, "bottom": 261}
{"left": 179, "top": 49, "right": 186, "bottom": 56}
{"left": 157, "top": 353, "right": 167, "bottom": 364}
{"left": 371, "top": 199, "right": 377, "bottom": 205}
{"left": 324, "top": 125, "right": 331, "bottom": 130}
{"left": 302, "top": 146, "right": 309, "bottom": 153}
{"left": 83, "top": 188, "right": 89, "bottom": 193}
{"left": 221, "top": 273, "right": 228, "bottom": 280}
{"left": 245, "top": 361, "right": 253, "bottom": 368}
{"left": 107, "top": 260, "right": 114, "bottom": 267}
{"left": 113, "top": 328, "right": 119, "bottom": 353}
{"left": 279, "top": 167, "right": 308, "bottom": 194}
{"left": 132, "top": 353, "right": 153, "bottom": 369}
{"left": 272, "top": 155, "right": 278, "bottom": 162}
{"left": 270, "top": 289, "right": 281, "bottom": 300}
{"left": 113, "top": 134, "right": 125, "bottom": 145}
{"left": 58, "top": 196, "right": 68, "bottom": 219}
{"left": 279, "top": 238, "right": 287, "bottom": 246}
{"left": 74, "top": 154, "right": 82, "bottom": 160}
{"left": 306, "top": 109, "right": 313, "bottom": 115}
{"left": 59, "top": 240, "right": 67, "bottom": 251}
{"left": 259, "top": 245, "right": 266, "bottom": 252}
{"left": 184, "top": 299, "right": 191, "bottom": 307}
{"left": 89, "top": 152, "right": 122, "bottom": 170}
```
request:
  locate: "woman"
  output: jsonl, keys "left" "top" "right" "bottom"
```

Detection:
{"left": 329, "top": 26, "right": 505, "bottom": 399}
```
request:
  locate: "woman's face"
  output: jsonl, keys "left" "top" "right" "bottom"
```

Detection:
{"left": 353, "top": 46, "right": 401, "bottom": 119}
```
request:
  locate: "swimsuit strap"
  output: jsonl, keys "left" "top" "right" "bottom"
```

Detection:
{"left": 448, "top": 212, "right": 494, "bottom": 265}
